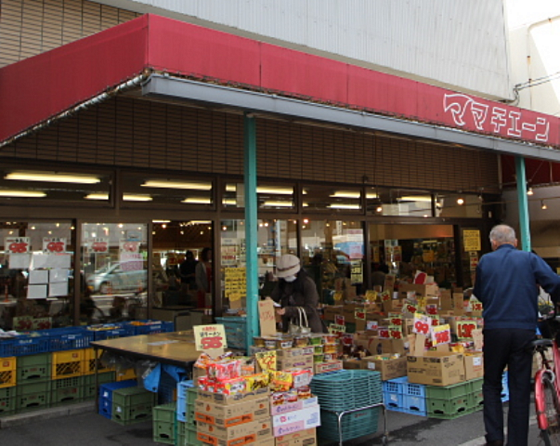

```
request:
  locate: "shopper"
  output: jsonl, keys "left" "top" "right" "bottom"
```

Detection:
{"left": 473, "top": 224, "right": 560, "bottom": 446}
{"left": 195, "top": 248, "right": 212, "bottom": 308}
{"left": 271, "top": 254, "right": 327, "bottom": 333}
{"left": 179, "top": 251, "right": 198, "bottom": 295}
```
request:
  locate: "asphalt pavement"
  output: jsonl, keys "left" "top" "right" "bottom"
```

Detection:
{"left": 0, "top": 400, "right": 549, "bottom": 445}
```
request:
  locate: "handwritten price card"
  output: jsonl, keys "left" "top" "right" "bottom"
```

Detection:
{"left": 5, "top": 237, "right": 30, "bottom": 254}
{"left": 366, "top": 320, "right": 379, "bottom": 330}
{"left": 194, "top": 324, "right": 227, "bottom": 356}
{"left": 413, "top": 313, "right": 431, "bottom": 336}
{"left": 258, "top": 299, "right": 276, "bottom": 337}
{"left": 255, "top": 350, "right": 277, "bottom": 372}
{"left": 89, "top": 238, "right": 109, "bottom": 254}
{"left": 365, "top": 290, "right": 378, "bottom": 302}
{"left": 43, "top": 237, "right": 67, "bottom": 253}
{"left": 328, "top": 323, "right": 347, "bottom": 335}
{"left": 380, "top": 290, "right": 391, "bottom": 301}
{"left": 457, "top": 320, "right": 477, "bottom": 340}
{"left": 334, "top": 315, "right": 345, "bottom": 325}
{"left": 355, "top": 309, "right": 366, "bottom": 320}
{"left": 225, "top": 267, "right": 247, "bottom": 308}
{"left": 431, "top": 324, "right": 451, "bottom": 345}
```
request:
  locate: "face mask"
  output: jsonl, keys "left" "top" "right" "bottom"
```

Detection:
{"left": 284, "top": 275, "right": 297, "bottom": 282}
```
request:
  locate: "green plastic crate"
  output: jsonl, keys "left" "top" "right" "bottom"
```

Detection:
{"left": 82, "top": 372, "right": 116, "bottom": 399}
{"left": 16, "top": 391, "right": 50, "bottom": 412}
{"left": 16, "top": 353, "right": 51, "bottom": 383}
{"left": 112, "top": 386, "right": 156, "bottom": 407}
{"left": 427, "top": 394, "right": 471, "bottom": 418}
{"left": 468, "top": 389, "right": 484, "bottom": 409}
{"left": 174, "top": 421, "right": 203, "bottom": 446}
{"left": 186, "top": 425, "right": 203, "bottom": 446}
{"left": 426, "top": 381, "right": 470, "bottom": 400}
{"left": 0, "top": 387, "right": 16, "bottom": 415}
{"left": 154, "top": 402, "right": 177, "bottom": 423}
{"left": 469, "top": 378, "right": 483, "bottom": 393}
{"left": 112, "top": 401, "right": 153, "bottom": 425}
{"left": 153, "top": 405, "right": 176, "bottom": 445}
{"left": 428, "top": 406, "right": 477, "bottom": 420}
{"left": 51, "top": 385, "right": 83, "bottom": 406}
{"left": 17, "top": 380, "right": 51, "bottom": 396}
{"left": 187, "top": 387, "right": 198, "bottom": 405}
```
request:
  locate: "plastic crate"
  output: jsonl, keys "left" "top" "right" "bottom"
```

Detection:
{"left": 52, "top": 349, "right": 85, "bottom": 379}
{"left": 16, "top": 381, "right": 51, "bottom": 412}
{"left": 0, "top": 357, "right": 16, "bottom": 388}
{"left": 116, "top": 367, "right": 137, "bottom": 382}
{"left": 382, "top": 376, "right": 408, "bottom": 394}
{"left": 124, "top": 320, "right": 174, "bottom": 336}
{"left": 113, "top": 385, "right": 157, "bottom": 408}
{"left": 402, "top": 394, "right": 427, "bottom": 416}
{"left": 153, "top": 403, "right": 177, "bottom": 444}
{"left": 176, "top": 381, "right": 197, "bottom": 423}
{"left": 0, "top": 334, "right": 50, "bottom": 357}
{"left": 112, "top": 401, "right": 154, "bottom": 425}
{"left": 98, "top": 379, "right": 137, "bottom": 419}
{"left": 318, "top": 407, "right": 380, "bottom": 442}
{"left": 403, "top": 379, "right": 426, "bottom": 398}
{"left": 383, "top": 391, "right": 403, "bottom": 410}
{"left": 88, "top": 324, "right": 128, "bottom": 341}
{"left": 82, "top": 371, "right": 116, "bottom": 400}
{"left": 214, "top": 316, "right": 247, "bottom": 349}
{"left": 16, "top": 353, "right": 51, "bottom": 382}
{"left": 0, "top": 387, "right": 16, "bottom": 415}
{"left": 469, "top": 378, "right": 483, "bottom": 393}
{"left": 51, "top": 377, "right": 83, "bottom": 406}
{"left": 468, "top": 390, "right": 484, "bottom": 410}
{"left": 426, "top": 381, "right": 470, "bottom": 400}
{"left": 42, "top": 327, "right": 93, "bottom": 352}
{"left": 427, "top": 394, "right": 471, "bottom": 418}
{"left": 82, "top": 348, "right": 114, "bottom": 375}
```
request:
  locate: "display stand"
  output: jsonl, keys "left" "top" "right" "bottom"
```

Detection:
{"left": 322, "top": 401, "right": 389, "bottom": 446}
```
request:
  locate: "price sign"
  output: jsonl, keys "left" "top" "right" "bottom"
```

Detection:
{"left": 457, "top": 321, "right": 477, "bottom": 340}
{"left": 334, "top": 315, "right": 345, "bottom": 325}
{"left": 426, "top": 304, "right": 438, "bottom": 315}
{"left": 413, "top": 313, "right": 431, "bottom": 336}
{"left": 120, "top": 241, "right": 139, "bottom": 253}
{"left": 365, "top": 290, "right": 378, "bottom": 302}
{"left": 194, "top": 324, "right": 227, "bottom": 355}
{"left": 404, "top": 303, "right": 418, "bottom": 314}
{"left": 471, "top": 301, "right": 483, "bottom": 312}
{"left": 355, "top": 309, "right": 366, "bottom": 320}
{"left": 378, "top": 326, "right": 390, "bottom": 338}
{"left": 5, "top": 237, "right": 30, "bottom": 254}
{"left": 380, "top": 290, "right": 391, "bottom": 301}
{"left": 431, "top": 324, "right": 451, "bottom": 345}
{"left": 43, "top": 237, "right": 67, "bottom": 253}
{"left": 333, "top": 291, "right": 344, "bottom": 302}
{"left": 328, "top": 323, "right": 347, "bottom": 335}
{"left": 389, "top": 327, "right": 403, "bottom": 339}
{"left": 390, "top": 316, "right": 402, "bottom": 327}
{"left": 366, "top": 320, "right": 378, "bottom": 330}
{"left": 90, "top": 238, "right": 109, "bottom": 253}
{"left": 255, "top": 350, "right": 277, "bottom": 372}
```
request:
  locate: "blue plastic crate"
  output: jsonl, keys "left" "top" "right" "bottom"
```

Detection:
{"left": 383, "top": 391, "right": 403, "bottom": 410}
{"left": 0, "top": 334, "right": 50, "bottom": 357}
{"left": 89, "top": 324, "right": 128, "bottom": 341}
{"left": 41, "top": 327, "right": 93, "bottom": 351}
{"left": 402, "top": 394, "right": 427, "bottom": 416}
{"left": 98, "top": 379, "right": 137, "bottom": 419}
{"left": 124, "top": 321, "right": 174, "bottom": 336}
{"left": 382, "top": 376, "right": 408, "bottom": 394}
{"left": 404, "top": 379, "right": 426, "bottom": 398}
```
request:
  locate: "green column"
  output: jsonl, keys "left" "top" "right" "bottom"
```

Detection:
{"left": 244, "top": 113, "right": 259, "bottom": 350}
{"left": 515, "top": 155, "right": 531, "bottom": 252}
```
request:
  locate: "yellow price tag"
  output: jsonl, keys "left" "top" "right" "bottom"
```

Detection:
{"left": 365, "top": 290, "right": 378, "bottom": 302}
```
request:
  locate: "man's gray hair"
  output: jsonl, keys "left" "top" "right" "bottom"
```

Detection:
{"left": 489, "top": 224, "right": 516, "bottom": 245}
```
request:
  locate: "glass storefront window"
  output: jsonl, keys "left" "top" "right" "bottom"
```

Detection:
{"left": 0, "top": 221, "right": 73, "bottom": 330}
{"left": 122, "top": 173, "right": 214, "bottom": 208}
{"left": 437, "top": 193, "right": 483, "bottom": 218}
{"left": 220, "top": 219, "right": 297, "bottom": 307}
{"left": 367, "top": 188, "right": 433, "bottom": 217}
{"left": 302, "top": 185, "right": 362, "bottom": 211}
{"left": 222, "top": 183, "right": 295, "bottom": 210}
{"left": 301, "top": 220, "right": 364, "bottom": 303}
{"left": 81, "top": 222, "right": 148, "bottom": 323}
{"left": 0, "top": 167, "right": 112, "bottom": 205}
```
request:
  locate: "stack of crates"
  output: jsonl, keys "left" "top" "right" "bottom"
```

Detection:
{"left": 382, "top": 376, "right": 427, "bottom": 416}
{"left": 82, "top": 348, "right": 116, "bottom": 400}
{"left": 153, "top": 402, "right": 177, "bottom": 444}
{"left": 175, "top": 380, "right": 201, "bottom": 446}
{"left": 51, "top": 349, "right": 85, "bottom": 406}
{"left": 111, "top": 385, "right": 157, "bottom": 425}
{"left": 0, "top": 357, "right": 17, "bottom": 415}
{"left": 426, "top": 381, "right": 472, "bottom": 419}
{"left": 98, "top": 380, "right": 137, "bottom": 419}
{"left": 16, "top": 353, "right": 52, "bottom": 413}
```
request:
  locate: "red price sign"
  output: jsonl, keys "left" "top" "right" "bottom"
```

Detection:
{"left": 390, "top": 317, "right": 402, "bottom": 326}
{"left": 194, "top": 324, "right": 227, "bottom": 352}
{"left": 122, "top": 242, "right": 138, "bottom": 252}
{"left": 390, "top": 329, "right": 403, "bottom": 339}
{"left": 91, "top": 241, "right": 108, "bottom": 252}
{"left": 457, "top": 321, "right": 477, "bottom": 339}
{"left": 378, "top": 327, "right": 390, "bottom": 338}
{"left": 406, "top": 304, "right": 418, "bottom": 314}
{"left": 355, "top": 310, "right": 366, "bottom": 320}
{"left": 9, "top": 242, "right": 28, "bottom": 253}
{"left": 335, "top": 315, "right": 345, "bottom": 325}
{"left": 426, "top": 304, "right": 438, "bottom": 315}
{"left": 471, "top": 302, "right": 483, "bottom": 312}
{"left": 380, "top": 290, "right": 391, "bottom": 301}
{"left": 413, "top": 313, "right": 431, "bottom": 335}
{"left": 431, "top": 324, "right": 451, "bottom": 345}
{"left": 46, "top": 241, "right": 65, "bottom": 252}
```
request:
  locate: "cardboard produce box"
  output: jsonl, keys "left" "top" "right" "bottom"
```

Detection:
{"left": 197, "top": 387, "right": 270, "bottom": 405}
{"left": 313, "top": 360, "right": 343, "bottom": 375}
{"left": 278, "top": 355, "right": 314, "bottom": 370}
{"left": 464, "top": 352, "right": 484, "bottom": 380}
{"left": 407, "top": 351, "right": 465, "bottom": 386}
{"left": 323, "top": 305, "right": 343, "bottom": 322}
{"left": 277, "top": 347, "right": 314, "bottom": 358}
{"left": 275, "top": 428, "right": 317, "bottom": 446}
{"left": 398, "top": 283, "right": 439, "bottom": 299}
{"left": 362, "top": 355, "right": 407, "bottom": 381}
{"left": 197, "top": 418, "right": 273, "bottom": 445}
{"left": 194, "top": 396, "right": 270, "bottom": 427}
{"left": 272, "top": 405, "right": 321, "bottom": 437}
{"left": 270, "top": 396, "right": 319, "bottom": 416}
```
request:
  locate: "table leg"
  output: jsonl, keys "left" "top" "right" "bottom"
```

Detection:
{"left": 94, "top": 345, "right": 99, "bottom": 411}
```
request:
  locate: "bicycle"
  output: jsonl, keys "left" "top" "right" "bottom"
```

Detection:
{"left": 533, "top": 315, "right": 560, "bottom": 445}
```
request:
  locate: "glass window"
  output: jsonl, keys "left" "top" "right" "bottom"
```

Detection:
{"left": 367, "top": 188, "right": 433, "bottom": 217}
{"left": 437, "top": 193, "right": 483, "bottom": 218}
{"left": 220, "top": 219, "right": 297, "bottom": 307}
{"left": 302, "top": 185, "right": 362, "bottom": 211}
{"left": 0, "top": 167, "right": 111, "bottom": 205}
{"left": 122, "top": 173, "right": 214, "bottom": 208}
{"left": 0, "top": 221, "right": 73, "bottom": 330}
{"left": 82, "top": 222, "right": 148, "bottom": 323}
{"left": 223, "top": 183, "right": 295, "bottom": 210}
{"left": 301, "top": 220, "right": 364, "bottom": 303}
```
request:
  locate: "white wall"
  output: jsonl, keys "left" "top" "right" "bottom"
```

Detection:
{"left": 96, "top": 0, "right": 512, "bottom": 100}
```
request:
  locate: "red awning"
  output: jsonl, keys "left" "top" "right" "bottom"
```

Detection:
{"left": 1, "top": 13, "right": 560, "bottom": 184}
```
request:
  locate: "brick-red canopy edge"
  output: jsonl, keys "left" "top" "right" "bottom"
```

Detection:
{"left": 1, "top": 13, "right": 559, "bottom": 185}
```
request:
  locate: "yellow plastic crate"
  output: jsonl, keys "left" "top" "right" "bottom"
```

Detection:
{"left": 116, "top": 368, "right": 136, "bottom": 382}
{"left": 0, "top": 357, "right": 16, "bottom": 388}
{"left": 52, "top": 349, "right": 85, "bottom": 380}
{"left": 82, "top": 348, "right": 114, "bottom": 375}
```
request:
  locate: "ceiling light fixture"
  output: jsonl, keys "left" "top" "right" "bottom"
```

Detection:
{"left": 328, "top": 203, "right": 361, "bottom": 210}
{"left": 142, "top": 180, "right": 212, "bottom": 190}
{"left": 376, "top": 205, "right": 383, "bottom": 213}
{"left": 257, "top": 186, "right": 293, "bottom": 195}
{"left": 527, "top": 187, "right": 534, "bottom": 196}
{"left": 181, "top": 198, "right": 212, "bottom": 204}
{"left": 85, "top": 193, "right": 153, "bottom": 202}
{"left": 5, "top": 171, "right": 101, "bottom": 184}
{"left": 0, "top": 190, "right": 47, "bottom": 198}
{"left": 262, "top": 201, "right": 294, "bottom": 207}
{"left": 330, "top": 191, "right": 360, "bottom": 198}
{"left": 399, "top": 195, "right": 432, "bottom": 202}
{"left": 541, "top": 200, "right": 548, "bottom": 210}
{"left": 457, "top": 197, "right": 465, "bottom": 205}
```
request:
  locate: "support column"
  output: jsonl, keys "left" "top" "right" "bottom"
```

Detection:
{"left": 515, "top": 156, "right": 531, "bottom": 252}
{"left": 244, "top": 113, "right": 259, "bottom": 350}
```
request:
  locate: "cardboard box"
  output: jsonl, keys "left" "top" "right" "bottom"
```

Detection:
{"left": 313, "top": 360, "right": 343, "bottom": 375}
{"left": 398, "top": 283, "right": 439, "bottom": 299}
{"left": 275, "top": 428, "right": 317, "bottom": 446}
{"left": 440, "top": 289, "right": 453, "bottom": 311}
{"left": 270, "top": 396, "right": 319, "bottom": 416}
{"left": 272, "top": 405, "right": 321, "bottom": 437}
{"left": 363, "top": 356, "right": 407, "bottom": 381}
{"left": 197, "top": 418, "right": 273, "bottom": 444}
{"left": 407, "top": 351, "right": 465, "bottom": 386}
{"left": 194, "top": 396, "right": 270, "bottom": 427}
{"left": 323, "top": 306, "right": 343, "bottom": 322}
{"left": 277, "top": 347, "right": 314, "bottom": 358}
{"left": 278, "top": 355, "right": 314, "bottom": 370}
{"left": 197, "top": 387, "right": 270, "bottom": 405}
{"left": 464, "top": 352, "right": 484, "bottom": 380}
{"left": 342, "top": 359, "right": 364, "bottom": 370}
{"left": 368, "top": 337, "right": 405, "bottom": 355}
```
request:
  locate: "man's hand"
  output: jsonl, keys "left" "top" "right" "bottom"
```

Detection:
{"left": 276, "top": 308, "right": 286, "bottom": 316}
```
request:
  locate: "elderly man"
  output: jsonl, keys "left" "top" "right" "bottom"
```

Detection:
{"left": 473, "top": 224, "right": 560, "bottom": 446}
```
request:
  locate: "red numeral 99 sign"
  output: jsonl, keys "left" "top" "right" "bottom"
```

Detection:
{"left": 414, "top": 320, "right": 430, "bottom": 335}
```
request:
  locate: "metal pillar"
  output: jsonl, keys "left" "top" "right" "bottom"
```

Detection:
{"left": 244, "top": 113, "right": 259, "bottom": 350}
{"left": 515, "top": 155, "right": 531, "bottom": 251}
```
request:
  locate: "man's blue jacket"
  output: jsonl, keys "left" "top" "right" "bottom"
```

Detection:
{"left": 473, "top": 244, "right": 560, "bottom": 330}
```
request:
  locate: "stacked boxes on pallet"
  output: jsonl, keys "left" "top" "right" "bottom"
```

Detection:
{"left": 175, "top": 381, "right": 201, "bottom": 446}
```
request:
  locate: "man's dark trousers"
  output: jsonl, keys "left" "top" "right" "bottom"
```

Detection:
{"left": 483, "top": 328, "right": 535, "bottom": 446}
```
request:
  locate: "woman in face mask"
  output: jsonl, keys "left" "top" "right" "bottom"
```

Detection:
{"left": 270, "top": 254, "right": 328, "bottom": 333}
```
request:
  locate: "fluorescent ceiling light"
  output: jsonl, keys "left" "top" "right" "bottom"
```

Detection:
{"left": 399, "top": 196, "right": 432, "bottom": 202}
{"left": 0, "top": 190, "right": 46, "bottom": 198}
{"left": 303, "top": 202, "right": 309, "bottom": 207}
{"left": 263, "top": 201, "right": 293, "bottom": 207}
{"left": 366, "top": 192, "right": 378, "bottom": 199}
{"left": 85, "top": 193, "right": 152, "bottom": 201}
{"left": 6, "top": 171, "right": 100, "bottom": 184}
{"left": 328, "top": 203, "right": 361, "bottom": 209}
{"left": 142, "top": 180, "right": 212, "bottom": 190}
{"left": 257, "top": 186, "right": 293, "bottom": 195}
{"left": 222, "top": 199, "right": 237, "bottom": 205}
{"left": 85, "top": 193, "right": 108, "bottom": 200}
{"left": 226, "top": 184, "right": 237, "bottom": 192}
{"left": 330, "top": 191, "right": 360, "bottom": 198}
{"left": 188, "top": 220, "right": 211, "bottom": 225}
{"left": 181, "top": 198, "right": 212, "bottom": 204}
{"left": 152, "top": 220, "right": 171, "bottom": 223}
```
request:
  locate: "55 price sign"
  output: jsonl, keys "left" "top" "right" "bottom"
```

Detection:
{"left": 194, "top": 324, "right": 227, "bottom": 353}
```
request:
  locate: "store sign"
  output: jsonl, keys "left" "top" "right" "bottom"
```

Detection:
{"left": 5, "top": 237, "right": 30, "bottom": 254}
{"left": 463, "top": 229, "right": 481, "bottom": 252}
{"left": 43, "top": 237, "right": 66, "bottom": 253}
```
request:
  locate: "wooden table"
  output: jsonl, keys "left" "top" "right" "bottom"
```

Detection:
{"left": 90, "top": 331, "right": 201, "bottom": 406}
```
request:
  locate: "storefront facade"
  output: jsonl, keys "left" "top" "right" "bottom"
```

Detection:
{"left": 1, "top": 13, "right": 559, "bottom": 331}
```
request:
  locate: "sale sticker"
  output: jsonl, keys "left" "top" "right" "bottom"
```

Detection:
{"left": 43, "top": 237, "right": 67, "bottom": 253}
{"left": 404, "top": 303, "right": 418, "bottom": 314}
{"left": 471, "top": 301, "right": 483, "bottom": 312}
{"left": 365, "top": 290, "right": 378, "bottom": 302}
{"left": 457, "top": 320, "right": 477, "bottom": 340}
{"left": 378, "top": 326, "right": 390, "bottom": 339}
{"left": 5, "top": 237, "right": 30, "bottom": 254}
{"left": 380, "top": 290, "right": 391, "bottom": 301}
{"left": 194, "top": 324, "right": 227, "bottom": 356}
{"left": 389, "top": 328, "right": 403, "bottom": 339}
{"left": 431, "top": 324, "right": 451, "bottom": 345}
{"left": 413, "top": 313, "right": 431, "bottom": 336}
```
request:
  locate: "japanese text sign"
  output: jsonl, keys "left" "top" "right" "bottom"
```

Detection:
{"left": 194, "top": 324, "right": 227, "bottom": 355}
{"left": 431, "top": 324, "right": 451, "bottom": 346}
{"left": 5, "top": 237, "right": 30, "bottom": 254}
